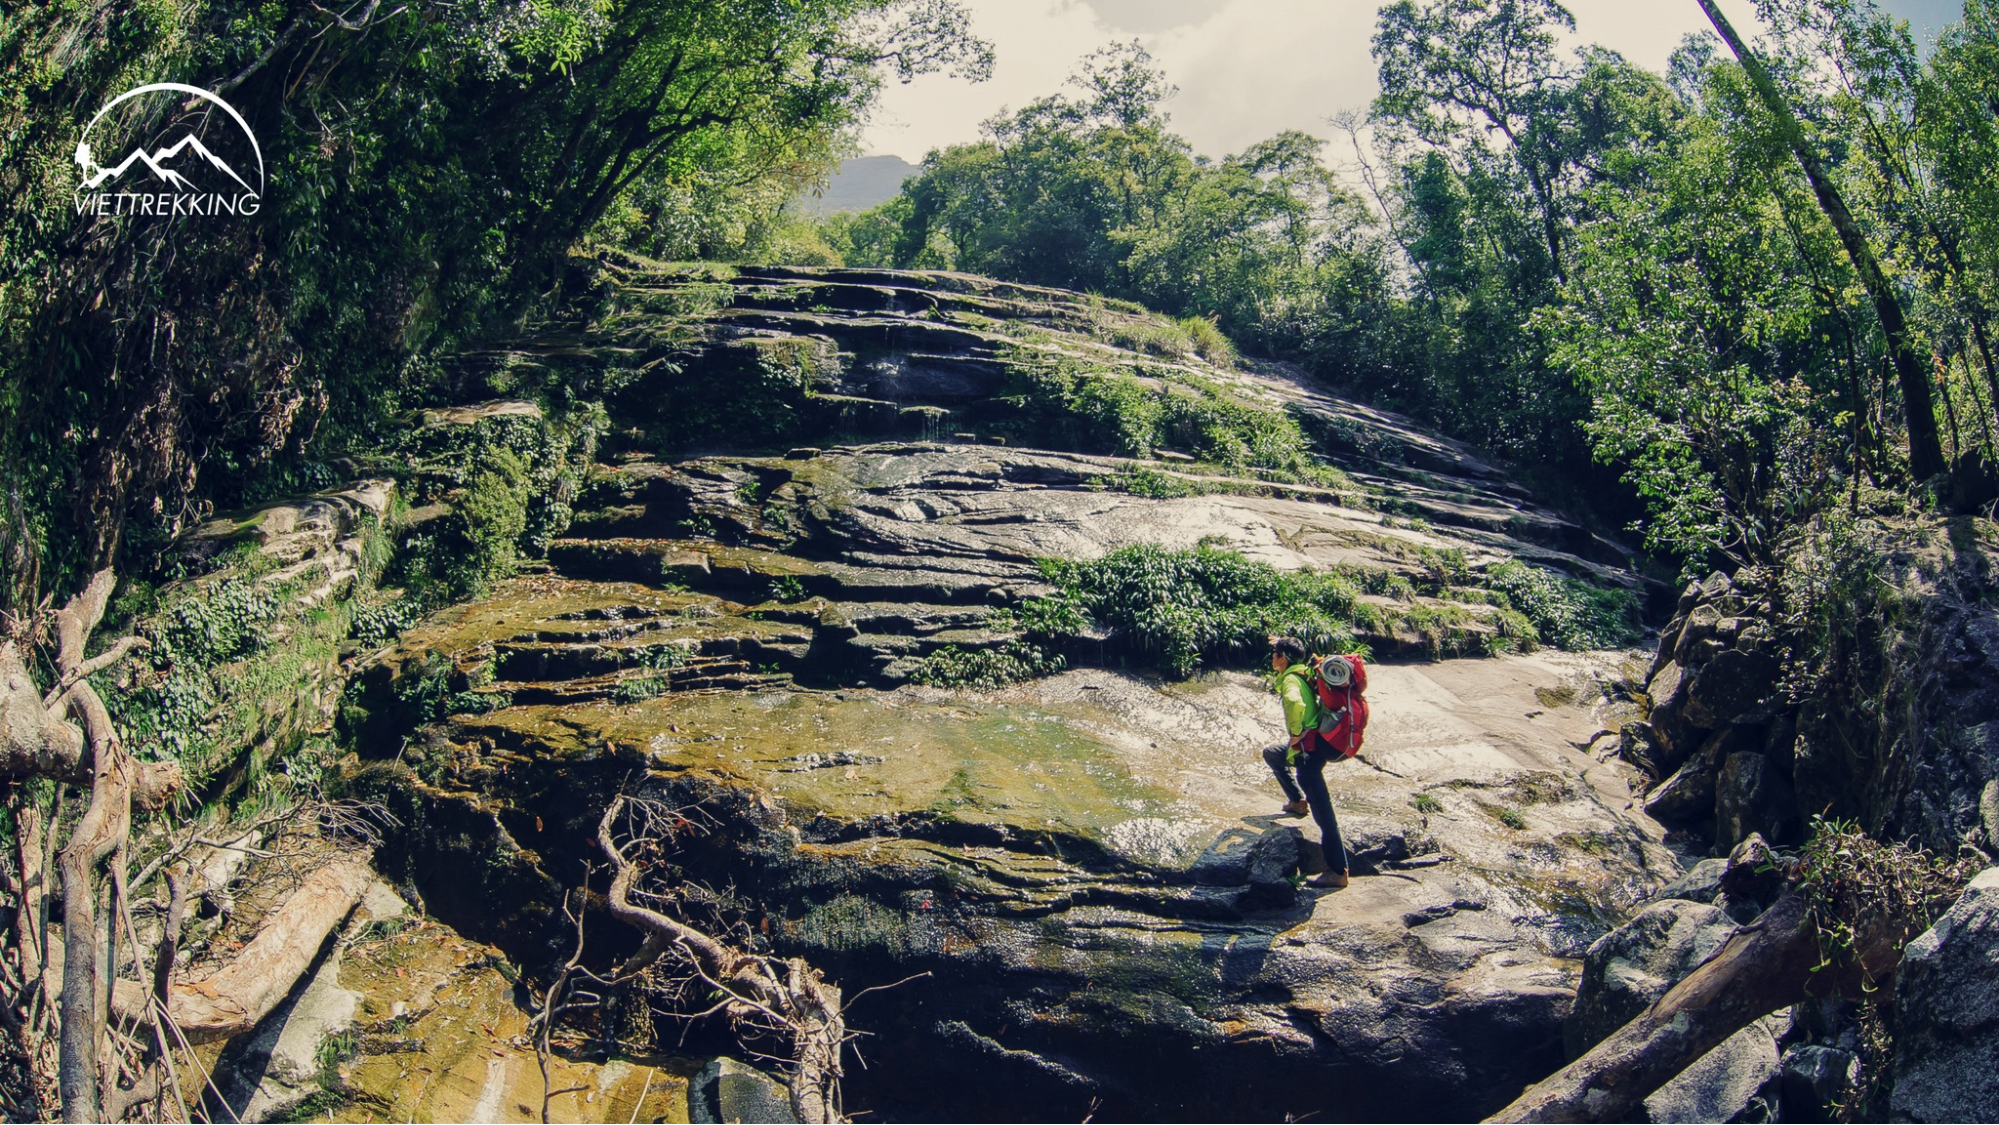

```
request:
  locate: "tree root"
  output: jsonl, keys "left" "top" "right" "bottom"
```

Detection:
{"left": 532, "top": 794, "right": 849, "bottom": 1123}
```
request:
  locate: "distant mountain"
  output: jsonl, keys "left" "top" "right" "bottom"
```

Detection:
{"left": 792, "top": 155, "right": 919, "bottom": 217}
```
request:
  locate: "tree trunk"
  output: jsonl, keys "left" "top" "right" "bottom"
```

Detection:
{"left": 71, "top": 856, "right": 375, "bottom": 1043}
{"left": 784, "top": 961, "right": 846, "bottom": 1125}
{"left": 149, "top": 857, "right": 372, "bottom": 1043}
{"left": 1696, "top": 0, "right": 1947, "bottom": 481}
{"left": 1487, "top": 887, "right": 1906, "bottom": 1123}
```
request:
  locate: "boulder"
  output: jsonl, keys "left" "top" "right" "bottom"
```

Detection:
{"left": 690, "top": 1057, "right": 798, "bottom": 1125}
{"left": 1641, "top": 1016, "right": 1781, "bottom": 1123}
{"left": 1892, "top": 867, "right": 1999, "bottom": 1122}
{"left": 1643, "top": 661, "right": 1697, "bottom": 770}
{"left": 1652, "top": 613, "right": 1689, "bottom": 680}
{"left": 1715, "top": 753, "right": 1800, "bottom": 851}
{"left": 1681, "top": 649, "right": 1778, "bottom": 729}
{"left": 1187, "top": 825, "right": 1300, "bottom": 907}
{"left": 1651, "top": 858, "right": 1728, "bottom": 905}
{"left": 1675, "top": 579, "right": 1704, "bottom": 619}
{"left": 1732, "top": 621, "right": 1769, "bottom": 655}
{"left": 1715, "top": 833, "right": 1786, "bottom": 924}
{"left": 1620, "top": 720, "right": 1667, "bottom": 779}
{"left": 1672, "top": 604, "right": 1723, "bottom": 667}
{"left": 1780, "top": 1043, "right": 1856, "bottom": 1124}
{"left": 1565, "top": 899, "right": 1737, "bottom": 1058}
{"left": 1644, "top": 758, "right": 1716, "bottom": 825}
{"left": 1647, "top": 660, "right": 1688, "bottom": 713}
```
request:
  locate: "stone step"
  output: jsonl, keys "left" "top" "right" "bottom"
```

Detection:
{"left": 836, "top": 601, "right": 994, "bottom": 637}
{"left": 491, "top": 658, "right": 795, "bottom": 704}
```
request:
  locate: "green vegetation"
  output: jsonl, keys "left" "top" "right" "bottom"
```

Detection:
{"left": 814, "top": 3, "right": 1999, "bottom": 582}
{"left": 380, "top": 409, "right": 598, "bottom": 606}
{"left": 1483, "top": 560, "right": 1639, "bottom": 650}
{"left": 909, "top": 642, "right": 1067, "bottom": 691}
{"left": 101, "top": 529, "right": 392, "bottom": 793}
{"left": 0, "top": 0, "right": 992, "bottom": 609}
{"left": 990, "top": 347, "right": 1328, "bottom": 477}
{"left": 1089, "top": 468, "right": 1203, "bottom": 500}
{"left": 913, "top": 542, "right": 1637, "bottom": 686}
{"left": 909, "top": 591, "right": 1084, "bottom": 689}
{"left": 1044, "top": 544, "right": 1365, "bottom": 677}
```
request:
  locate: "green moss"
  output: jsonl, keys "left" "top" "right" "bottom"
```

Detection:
{"left": 793, "top": 894, "right": 909, "bottom": 955}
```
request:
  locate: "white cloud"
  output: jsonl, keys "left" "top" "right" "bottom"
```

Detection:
{"left": 861, "top": 0, "right": 1945, "bottom": 163}
{"left": 1146, "top": 0, "right": 1378, "bottom": 159}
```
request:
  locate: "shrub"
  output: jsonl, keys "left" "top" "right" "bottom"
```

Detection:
{"left": 1483, "top": 561, "right": 1638, "bottom": 650}
{"left": 452, "top": 448, "right": 531, "bottom": 598}
{"left": 1178, "top": 314, "right": 1237, "bottom": 367}
{"left": 1044, "top": 543, "right": 1360, "bottom": 677}
{"left": 908, "top": 641, "right": 1066, "bottom": 689}
{"left": 1089, "top": 468, "right": 1200, "bottom": 499}
{"left": 995, "top": 347, "right": 1320, "bottom": 474}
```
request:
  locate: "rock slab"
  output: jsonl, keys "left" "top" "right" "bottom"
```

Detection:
{"left": 1566, "top": 898, "right": 1737, "bottom": 1058}
{"left": 1893, "top": 866, "right": 1999, "bottom": 1122}
{"left": 690, "top": 1057, "right": 797, "bottom": 1124}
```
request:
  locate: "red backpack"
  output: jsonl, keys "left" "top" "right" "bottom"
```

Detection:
{"left": 1310, "top": 653, "right": 1370, "bottom": 758}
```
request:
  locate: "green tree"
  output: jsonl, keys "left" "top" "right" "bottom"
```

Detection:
{"left": 0, "top": 0, "right": 990, "bottom": 608}
{"left": 1372, "top": 0, "right": 1579, "bottom": 281}
{"left": 1695, "top": 0, "right": 1947, "bottom": 480}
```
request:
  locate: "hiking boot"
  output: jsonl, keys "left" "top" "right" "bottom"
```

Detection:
{"left": 1280, "top": 799, "right": 1310, "bottom": 818}
{"left": 1307, "top": 869, "right": 1350, "bottom": 890}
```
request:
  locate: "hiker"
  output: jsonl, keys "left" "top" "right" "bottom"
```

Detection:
{"left": 1261, "top": 635, "right": 1366, "bottom": 890}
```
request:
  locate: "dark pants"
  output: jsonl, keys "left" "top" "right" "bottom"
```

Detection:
{"left": 1263, "top": 742, "right": 1347, "bottom": 873}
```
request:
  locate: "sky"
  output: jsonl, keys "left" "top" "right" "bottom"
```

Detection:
{"left": 859, "top": 0, "right": 1966, "bottom": 164}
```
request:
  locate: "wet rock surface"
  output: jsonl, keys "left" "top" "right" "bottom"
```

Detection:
{"left": 348, "top": 561, "right": 1671, "bottom": 1120}
{"left": 311, "top": 264, "right": 1685, "bottom": 1120}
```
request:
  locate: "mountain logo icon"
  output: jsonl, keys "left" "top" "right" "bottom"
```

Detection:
{"left": 72, "top": 82, "right": 265, "bottom": 219}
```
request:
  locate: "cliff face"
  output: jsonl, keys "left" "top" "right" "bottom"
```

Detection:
{"left": 139, "top": 261, "right": 1684, "bottom": 1121}
{"left": 305, "top": 261, "right": 1680, "bottom": 1121}
{"left": 1628, "top": 520, "right": 1999, "bottom": 859}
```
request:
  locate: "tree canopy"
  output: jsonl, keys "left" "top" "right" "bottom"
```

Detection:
{"left": 0, "top": 0, "right": 989, "bottom": 606}
{"left": 824, "top": 0, "right": 1999, "bottom": 576}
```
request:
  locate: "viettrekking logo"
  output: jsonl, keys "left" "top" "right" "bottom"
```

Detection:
{"left": 73, "top": 82, "right": 263, "bottom": 218}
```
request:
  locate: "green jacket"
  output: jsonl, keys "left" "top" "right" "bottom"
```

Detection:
{"left": 1276, "top": 663, "right": 1321, "bottom": 739}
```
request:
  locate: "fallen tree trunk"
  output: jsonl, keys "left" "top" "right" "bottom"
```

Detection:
{"left": 53, "top": 856, "right": 374, "bottom": 1044}
{"left": 1490, "top": 887, "right": 1911, "bottom": 1122}
{"left": 150, "top": 855, "right": 374, "bottom": 1043}
{"left": 1487, "top": 892, "right": 1819, "bottom": 1122}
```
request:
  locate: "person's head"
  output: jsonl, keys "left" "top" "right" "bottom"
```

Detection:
{"left": 1269, "top": 635, "right": 1307, "bottom": 671}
